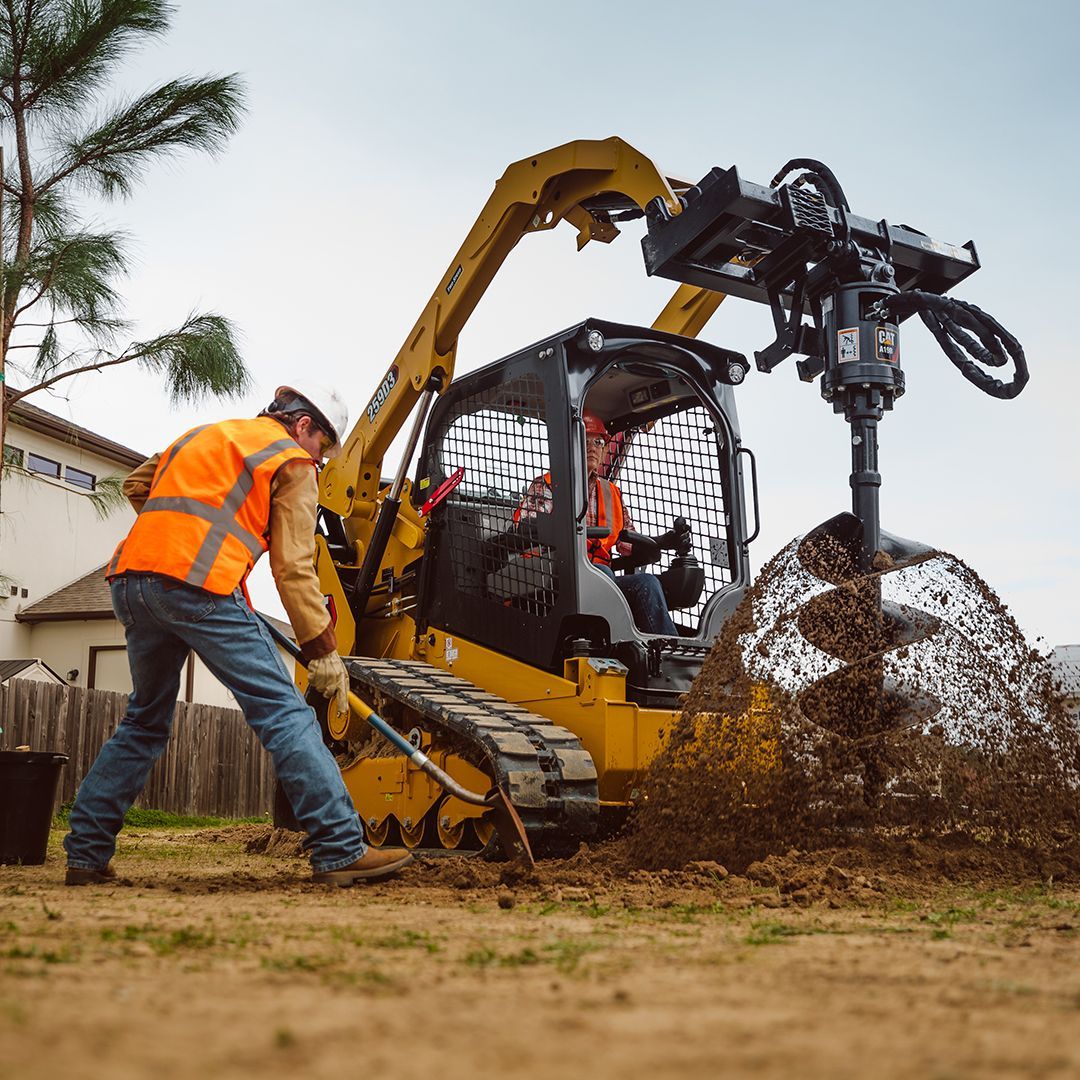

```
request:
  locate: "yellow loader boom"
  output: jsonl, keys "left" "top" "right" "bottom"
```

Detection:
{"left": 321, "top": 137, "right": 689, "bottom": 518}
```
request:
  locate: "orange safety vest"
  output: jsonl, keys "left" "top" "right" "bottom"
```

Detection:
{"left": 108, "top": 417, "right": 314, "bottom": 595}
{"left": 588, "top": 476, "right": 624, "bottom": 566}
{"left": 513, "top": 473, "right": 624, "bottom": 565}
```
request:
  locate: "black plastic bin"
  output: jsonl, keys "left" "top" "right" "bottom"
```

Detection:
{"left": 0, "top": 751, "right": 69, "bottom": 865}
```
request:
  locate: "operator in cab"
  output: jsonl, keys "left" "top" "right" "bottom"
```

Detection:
{"left": 63, "top": 384, "right": 412, "bottom": 888}
{"left": 516, "top": 408, "right": 681, "bottom": 636}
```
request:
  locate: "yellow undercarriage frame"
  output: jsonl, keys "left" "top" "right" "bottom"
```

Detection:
{"left": 670, "top": 683, "right": 782, "bottom": 802}
{"left": 334, "top": 626, "right": 782, "bottom": 849}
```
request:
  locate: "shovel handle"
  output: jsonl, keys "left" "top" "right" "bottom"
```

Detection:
{"left": 259, "top": 614, "right": 488, "bottom": 806}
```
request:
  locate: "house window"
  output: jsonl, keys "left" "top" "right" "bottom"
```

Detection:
{"left": 27, "top": 452, "right": 61, "bottom": 478}
{"left": 65, "top": 466, "right": 96, "bottom": 490}
{"left": 3, "top": 444, "right": 24, "bottom": 467}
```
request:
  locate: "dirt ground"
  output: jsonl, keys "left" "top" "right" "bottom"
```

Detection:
{"left": 1, "top": 825, "right": 1078, "bottom": 1079}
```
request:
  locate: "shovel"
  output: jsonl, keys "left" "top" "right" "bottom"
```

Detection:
{"left": 258, "top": 615, "right": 535, "bottom": 866}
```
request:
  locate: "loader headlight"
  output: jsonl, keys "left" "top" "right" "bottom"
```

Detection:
{"left": 728, "top": 361, "right": 747, "bottom": 384}
{"left": 587, "top": 329, "right": 605, "bottom": 352}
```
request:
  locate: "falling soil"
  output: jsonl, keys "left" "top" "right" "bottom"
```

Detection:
{"left": 627, "top": 527, "right": 1080, "bottom": 875}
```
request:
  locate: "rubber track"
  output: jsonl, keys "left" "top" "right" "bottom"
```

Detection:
{"left": 344, "top": 658, "right": 599, "bottom": 854}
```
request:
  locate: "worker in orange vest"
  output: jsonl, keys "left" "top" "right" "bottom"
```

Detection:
{"left": 63, "top": 385, "right": 411, "bottom": 887}
{"left": 517, "top": 409, "right": 679, "bottom": 635}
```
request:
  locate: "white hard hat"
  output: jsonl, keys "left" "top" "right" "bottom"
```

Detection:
{"left": 274, "top": 383, "right": 349, "bottom": 457}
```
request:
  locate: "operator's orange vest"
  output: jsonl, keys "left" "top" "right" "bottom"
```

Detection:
{"left": 513, "top": 473, "right": 624, "bottom": 565}
{"left": 588, "top": 476, "right": 624, "bottom": 566}
{"left": 108, "top": 417, "right": 313, "bottom": 595}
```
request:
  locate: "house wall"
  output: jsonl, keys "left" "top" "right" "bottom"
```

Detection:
{"left": 1, "top": 421, "right": 137, "bottom": 656}
{"left": 24, "top": 619, "right": 128, "bottom": 689}
{"left": 2, "top": 408, "right": 303, "bottom": 708}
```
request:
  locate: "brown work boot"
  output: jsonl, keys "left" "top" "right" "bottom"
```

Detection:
{"left": 65, "top": 864, "right": 117, "bottom": 886}
{"left": 311, "top": 848, "right": 413, "bottom": 887}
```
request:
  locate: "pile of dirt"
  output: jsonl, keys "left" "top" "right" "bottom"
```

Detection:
{"left": 243, "top": 827, "right": 308, "bottom": 857}
{"left": 627, "top": 527, "right": 1079, "bottom": 875}
{"left": 235, "top": 821, "right": 1078, "bottom": 910}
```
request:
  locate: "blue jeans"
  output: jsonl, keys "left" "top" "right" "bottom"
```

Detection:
{"left": 63, "top": 573, "right": 366, "bottom": 874}
{"left": 598, "top": 565, "right": 679, "bottom": 636}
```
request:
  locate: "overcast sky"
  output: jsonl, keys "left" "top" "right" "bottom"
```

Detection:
{"left": 15, "top": 0, "right": 1079, "bottom": 644}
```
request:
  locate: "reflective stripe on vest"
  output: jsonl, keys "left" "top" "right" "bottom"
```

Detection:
{"left": 108, "top": 418, "right": 313, "bottom": 593}
{"left": 587, "top": 477, "right": 623, "bottom": 566}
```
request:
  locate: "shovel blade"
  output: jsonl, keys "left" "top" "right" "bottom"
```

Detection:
{"left": 485, "top": 786, "right": 535, "bottom": 867}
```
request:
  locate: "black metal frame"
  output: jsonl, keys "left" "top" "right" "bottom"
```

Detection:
{"left": 642, "top": 164, "right": 982, "bottom": 572}
{"left": 413, "top": 319, "right": 754, "bottom": 688}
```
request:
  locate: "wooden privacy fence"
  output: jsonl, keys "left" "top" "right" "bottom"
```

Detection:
{"left": 0, "top": 680, "right": 276, "bottom": 819}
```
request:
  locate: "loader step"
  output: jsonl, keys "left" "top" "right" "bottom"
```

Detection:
{"left": 344, "top": 658, "right": 599, "bottom": 855}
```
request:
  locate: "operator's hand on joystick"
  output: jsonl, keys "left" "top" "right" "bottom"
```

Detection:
{"left": 654, "top": 516, "right": 693, "bottom": 557}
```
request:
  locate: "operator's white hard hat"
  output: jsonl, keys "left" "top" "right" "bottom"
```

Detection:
{"left": 274, "top": 383, "right": 349, "bottom": 457}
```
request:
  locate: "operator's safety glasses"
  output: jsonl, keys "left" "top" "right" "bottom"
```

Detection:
{"left": 588, "top": 436, "right": 609, "bottom": 448}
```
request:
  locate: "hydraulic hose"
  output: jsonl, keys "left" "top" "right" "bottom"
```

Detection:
{"left": 875, "top": 291, "right": 1029, "bottom": 400}
{"left": 770, "top": 157, "right": 851, "bottom": 211}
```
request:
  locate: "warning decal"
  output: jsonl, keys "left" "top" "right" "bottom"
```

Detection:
{"left": 838, "top": 328, "right": 860, "bottom": 363}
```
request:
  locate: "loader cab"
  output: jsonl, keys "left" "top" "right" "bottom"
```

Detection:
{"left": 414, "top": 318, "right": 754, "bottom": 706}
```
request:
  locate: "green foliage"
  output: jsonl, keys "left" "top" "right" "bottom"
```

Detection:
{"left": 55, "top": 75, "right": 245, "bottom": 199}
{"left": 53, "top": 803, "right": 264, "bottom": 828}
{"left": 744, "top": 920, "right": 806, "bottom": 946}
{"left": 462, "top": 938, "right": 597, "bottom": 973}
{"left": 132, "top": 313, "right": 249, "bottom": 404}
{"left": 98, "top": 922, "right": 216, "bottom": 955}
{"left": 924, "top": 906, "right": 977, "bottom": 941}
{"left": 3, "top": 1, "right": 172, "bottom": 118}
{"left": 0, "top": 0, "right": 249, "bottom": 427}
{"left": 86, "top": 472, "right": 126, "bottom": 518}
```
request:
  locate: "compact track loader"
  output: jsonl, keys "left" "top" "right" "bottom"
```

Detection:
{"left": 276, "top": 138, "right": 1027, "bottom": 856}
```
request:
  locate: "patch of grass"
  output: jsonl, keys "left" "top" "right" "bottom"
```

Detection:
{"left": 3, "top": 944, "right": 74, "bottom": 964}
{"left": 261, "top": 954, "right": 331, "bottom": 974}
{"left": 925, "top": 907, "right": 977, "bottom": 939}
{"left": 274, "top": 1027, "right": 297, "bottom": 1049}
{"left": 464, "top": 947, "right": 498, "bottom": 968}
{"left": 463, "top": 939, "right": 598, "bottom": 974}
{"left": 498, "top": 947, "right": 542, "bottom": 968}
{"left": 966, "top": 885, "right": 1080, "bottom": 914}
{"left": 665, "top": 901, "right": 727, "bottom": 924}
{"left": 744, "top": 921, "right": 806, "bottom": 946}
{"left": 99, "top": 923, "right": 216, "bottom": 955}
{"left": 371, "top": 928, "right": 441, "bottom": 953}
{"left": 544, "top": 939, "right": 597, "bottom": 973}
{"left": 880, "top": 897, "right": 921, "bottom": 914}
{"left": 54, "top": 805, "right": 265, "bottom": 829}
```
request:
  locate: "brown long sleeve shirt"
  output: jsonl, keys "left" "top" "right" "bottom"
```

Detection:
{"left": 123, "top": 452, "right": 335, "bottom": 660}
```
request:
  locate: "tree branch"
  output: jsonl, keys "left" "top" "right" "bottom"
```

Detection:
{"left": 11, "top": 235, "right": 78, "bottom": 319}
{"left": 5, "top": 345, "right": 144, "bottom": 403}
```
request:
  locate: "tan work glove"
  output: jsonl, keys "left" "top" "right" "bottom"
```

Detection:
{"left": 307, "top": 652, "right": 350, "bottom": 717}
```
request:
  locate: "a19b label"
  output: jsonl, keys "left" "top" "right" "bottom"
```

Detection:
{"left": 875, "top": 326, "right": 898, "bottom": 363}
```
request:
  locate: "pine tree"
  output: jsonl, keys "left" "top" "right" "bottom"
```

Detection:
{"left": 0, "top": 0, "right": 249, "bottom": 523}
